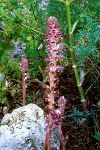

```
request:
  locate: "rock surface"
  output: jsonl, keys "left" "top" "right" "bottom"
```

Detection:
{"left": 0, "top": 103, "right": 46, "bottom": 150}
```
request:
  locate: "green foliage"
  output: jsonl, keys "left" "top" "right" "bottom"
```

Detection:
{"left": 0, "top": 0, "right": 46, "bottom": 78}
{"left": 0, "top": 41, "right": 12, "bottom": 60}
{"left": 97, "top": 101, "right": 100, "bottom": 108}
{"left": 0, "top": 51, "right": 21, "bottom": 78}
{"left": 0, "top": 73, "right": 9, "bottom": 106}
{"left": 75, "top": 16, "right": 100, "bottom": 66}
{"left": 73, "top": 0, "right": 100, "bottom": 65}
{"left": 26, "top": 95, "right": 33, "bottom": 104}
{"left": 0, "top": 0, "right": 99, "bottom": 70}
{"left": 93, "top": 130, "right": 100, "bottom": 141}
{"left": 0, "top": 51, "right": 21, "bottom": 106}
{"left": 47, "top": 0, "right": 67, "bottom": 33}
{"left": 68, "top": 107, "right": 92, "bottom": 124}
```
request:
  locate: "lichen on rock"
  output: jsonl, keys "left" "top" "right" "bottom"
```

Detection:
{"left": 0, "top": 103, "right": 46, "bottom": 150}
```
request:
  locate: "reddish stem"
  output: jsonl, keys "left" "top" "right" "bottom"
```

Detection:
{"left": 45, "top": 130, "right": 52, "bottom": 150}
{"left": 22, "top": 73, "right": 26, "bottom": 106}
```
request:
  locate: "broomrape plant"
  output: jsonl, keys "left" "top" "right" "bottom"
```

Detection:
{"left": 20, "top": 57, "right": 29, "bottom": 106}
{"left": 45, "top": 16, "right": 66, "bottom": 150}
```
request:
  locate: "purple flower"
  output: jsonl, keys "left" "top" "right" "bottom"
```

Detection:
{"left": 45, "top": 17, "right": 66, "bottom": 149}
{"left": 20, "top": 57, "right": 29, "bottom": 72}
{"left": 54, "top": 55, "right": 64, "bottom": 61}
{"left": 58, "top": 96, "right": 66, "bottom": 111}
{"left": 56, "top": 66, "right": 64, "bottom": 72}
{"left": 46, "top": 16, "right": 63, "bottom": 52}
{"left": 46, "top": 16, "right": 64, "bottom": 75}
{"left": 57, "top": 44, "right": 64, "bottom": 51}
{"left": 45, "top": 16, "right": 66, "bottom": 125}
{"left": 45, "top": 16, "right": 65, "bottom": 110}
{"left": 11, "top": 40, "right": 26, "bottom": 58}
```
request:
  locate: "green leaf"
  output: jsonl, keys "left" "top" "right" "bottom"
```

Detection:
{"left": 56, "top": 0, "right": 66, "bottom": 5}
{"left": 97, "top": 101, "right": 100, "bottom": 108}
{"left": 93, "top": 131, "right": 100, "bottom": 141}
{"left": 71, "top": 20, "right": 79, "bottom": 33}
{"left": 69, "top": 0, "right": 75, "bottom": 5}
{"left": 68, "top": 107, "right": 91, "bottom": 124}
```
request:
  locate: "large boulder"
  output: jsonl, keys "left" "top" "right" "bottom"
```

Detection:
{"left": 0, "top": 104, "right": 46, "bottom": 150}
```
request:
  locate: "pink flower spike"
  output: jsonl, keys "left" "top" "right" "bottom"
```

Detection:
{"left": 20, "top": 57, "right": 28, "bottom": 72}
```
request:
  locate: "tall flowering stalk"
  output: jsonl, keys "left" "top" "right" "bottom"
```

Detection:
{"left": 45, "top": 16, "right": 66, "bottom": 150}
{"left": 20, "top": 57, "right": 29, "bottom": 106}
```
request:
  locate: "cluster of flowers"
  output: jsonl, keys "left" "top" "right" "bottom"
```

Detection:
{"left": 20, "top": 57, "right": 28, "bottom": 72}
{"left": 46, "top": 16, "right": 65, "bottom": 111}
{"left": 11, "top": 40, "right": 29, "bottom": 106}
{"left": 20, "top": 57, "right": 29, "bottom": 106}
{"left": 20, "top": 57, "right": 29, "bottom": 80}
{"left": 45, "top": 16, "right": 66, "bottom": 149}
{"left": 39, "top": 0, "right": 49, "bottom": 11}
{"left": 11, "top": 40, "right": 26, "bottom": 58}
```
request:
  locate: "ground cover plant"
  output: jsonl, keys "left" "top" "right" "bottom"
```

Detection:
{"left": 0, "top": 0, "right": 100, "bottom": 149}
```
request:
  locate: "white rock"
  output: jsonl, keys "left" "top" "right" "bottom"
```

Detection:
{"left": 0, "top": 104, "right": 46, "bottom": 150}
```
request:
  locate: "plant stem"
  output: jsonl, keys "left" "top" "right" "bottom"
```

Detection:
{"left": 65, "top": 0, "right": 86, "bottom": 108}
{"left": 22, "top": 73, "right": 26, "bottom": 106}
